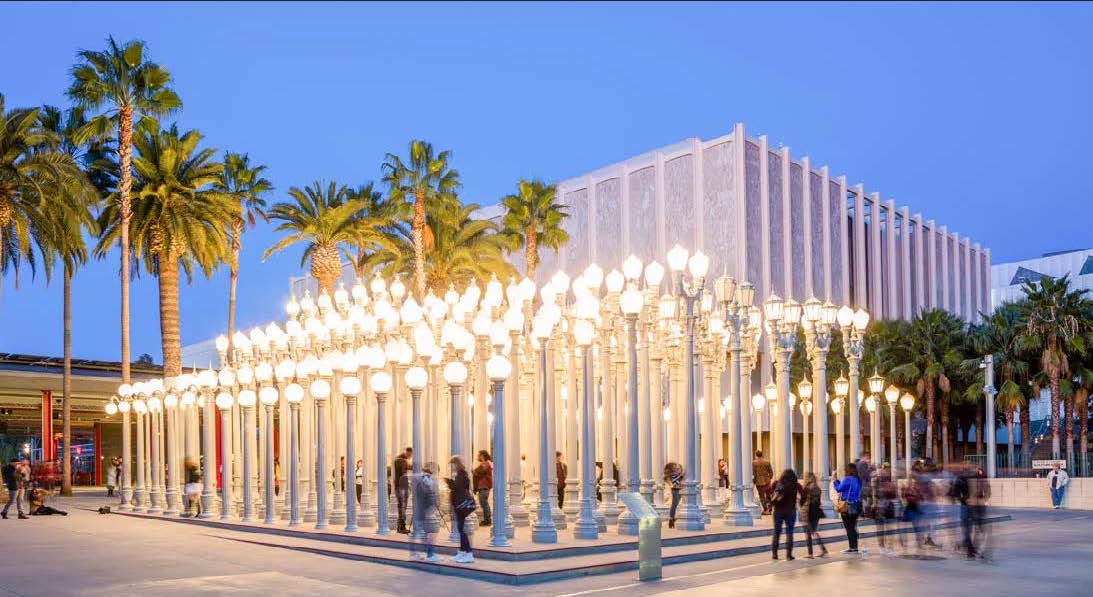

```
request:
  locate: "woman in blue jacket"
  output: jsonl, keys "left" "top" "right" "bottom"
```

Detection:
{"left": 833, "top": 463, "right": 863, "bottom": 553}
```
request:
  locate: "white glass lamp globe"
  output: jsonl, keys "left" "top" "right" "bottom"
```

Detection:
{"left": 644, "top": 261, "right": 665, "bottom": 287}
{"left": 489, "top": 319, "right": 508, "bottom": 348}
{"left": 275, "top": 359, "right": 295, "bottom": 382}
{"left": 801, "top": 400, "right": 813, "bottom": 416}
{"left": 797, "top": 379, "right": 813, "bottom": 400}
{"left": 370, "top": 371, "right": 393, "bottom": 394}
{"left": 254, "top": 362, "right": 273, "bottom": 383}
{"left": 117, "top": 399, "right": 131, "bottom": 413}
{"left": 831, "top": 398, "right": 843, "bottom": 415}
{"left": 518, "top": 277, "right": 536, "bottom": 302}
{"left": 310, "top": 379, "right": 331, "bottom": 400}
{"left": 486, "top": 354, "right": 512, "bottom": 381}
{"left": 620, "top": 288, "right": 644, "bottom": 316}
{"left": 181, "top": 391, "right": 196, "bottom": 407}
{"left": 147, "top": 396, "right": 162, "bottom": 412}
{"left": 900, "top": 393, "right": 915, "bottom": 412}
{"left": 837, "top": 305, "right": 854, "bottom": 328}
{"left": 236, "top": 365, "right": 255, "bottom": 386}
{"left": 853, "top": 308, "right": 870, "bottom": 331}
{"left": 503, "top": 308, "right": 524, "bottom": 333}
{"left": 117, "top": 383, "right": 134, "bottom": 398}
{"left": 884, "top": 384, "right": 900, "bottom": 404}
{"left": 444, "top": 361, "right": 468, "bottom": 385}
{"left": 259, "top": 386, "right": 279, "bottom": 406}
{"left": 865, "top": 395, "right": 877, "bottom": 413}
{"left": 215, "top": 335, "right": 229, "bottom": 353}
{"left": 622, "top": 255, "right": 643, "bottom": 281}
{"left": 573, "top": 319, "right": 595, "bottom": 347}
{"left": 339, "top": 376, "right": 362, "bottom": 397}
{"left": 214, "top": 392, "right": 234, "bottom": 410}
{"left": 105, "top": 402, "right": 118, "bottom": 415}
{"left": 604, "top": 270, "right": 625, "bottom": 294}
{"left": 688, "top": 251, "right": 710, "bottom": 278}
{"left": 285, "top": 383, "right": 304, "bottom": 404}
{"left": 783, "top": 300, "right": 802, "bottom": 326}
{"left": 751, "top": 389, "right": 769, "bottom": 408}
{"left": 217, "top": 368, "right": 236, "bottom": 388}
{"left": 764, "top": 382, "right": 777, "bottom": 402}
{"left": 237, "top": 389, "right": 257, "bottom": 407}
{"left": 667, "top": 245, "right": 688, "bottom": 272}
{"left": 834, "top": 375, "right": 850, "bottom": 398}
{"left": 163, "top": 394, "right": 178, "bottom": 409}
{"left": 405, "top": 366, "right": 428, "bottom": 391}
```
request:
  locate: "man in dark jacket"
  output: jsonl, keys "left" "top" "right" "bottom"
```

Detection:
{"left": 393, "top": 447, "right": 412, "bottom": 533}
{"left": 556, "top": 451, "right": 568, "bottom": 509}
{"left": 752, "top": 451, "right": 774, "bottom": 514}
{"left": 1, "top": 457, "right": 27, "bottom": 519}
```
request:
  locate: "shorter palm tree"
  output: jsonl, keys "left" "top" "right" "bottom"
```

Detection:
{"left": 215, "top": 152, "right": 272, "bottom": 351}
{"left": 500, "top": 179, "right": 568, "bottom": 279}
{"left": 264, "top": 181, "right": 365, "bottom": 295}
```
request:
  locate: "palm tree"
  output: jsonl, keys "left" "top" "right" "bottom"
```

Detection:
{"left": 345, "top": 181, "right": 399, "bottom": 280}
{"left": 0, "top": 96, "right": 77, "bottom": 305}
{"left": 36, "top": 105, "right": 99, "bottom": 496}
{"left": 96, "top": 124, "right": 233, "bottom": 377}
{"left": 967, "top": 303, "right": 1032, "bottom": 470}
{"left": 1018, "top": 275, "right": 1091, "bottom": 458}
{"left": 382, "top": 140, "right": 461, "bottom": 299}
{"left": 215, "top": 152, "right": 272, "bottom": 353}
{"left": 880, "top": 309, "right": 965, "bottom": 461}
{"left": 264, "top": 181, "right": 365, "bottom": 296}
{"left": 500, "top": 179, "right": 568, "bottom": 279}
{"left": 361, "top": 200, "right": 514, "bottom": 293}
{"left": 1072, "top": 353, "right": 1093, "bottom": 475}
{"left": 68, "top": 36, "right": 181, "bottom": 383}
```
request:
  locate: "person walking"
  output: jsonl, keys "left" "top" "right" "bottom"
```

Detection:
{"left": 410, "top": 462, "right": 441, "bottom": 563}
{"left": 664, "top": 462, "right": 684, "bottom": 529}
{"left": 183, "top": 458, "right": 202, "bottom": 517}
{"left": 445, "top": 456, "right": 476, "bottom": 564}
{"left": 472, "top": 450, "right": 493, "bottom": 526}
{"left": 394, "top": 447, "right": 413, "bottom": 533}
{"left": 556, "top": 451, "right": 567, "bottom": 509}
{"left": 770, "top": 469, "right": 803, "bottom": 561}
{"left": 874, "top": 463, "right": 902, "bottom": 554}
{"left": 1, "top": 457, "right": 27, "bottom": 519}
{"left": 800, "top": 472, "right": 827, "bottom": 558}
{"left": 354, "top": 459, "right": 364, "bottom": 505}
{"left": 833, "top": 463, "right": 863, "bottom": 554}
{"left": 273, "top": 457, "right": 281, "bottom": 497}
{"left": 1047, "top": 462, "right": 1069, "bottom": 509}
{"left": 753, "top": 450, "right": 774, "bottom": 515}
{"left": 105, "top": 456, "right": 119, "bottom": 497}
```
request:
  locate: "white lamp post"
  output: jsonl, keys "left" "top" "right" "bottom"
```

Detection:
{"left": 215, "top": 390, "right": 235, "bottom": 521}
{"left": 311, "top": 377, "right": 331, "bottom": 529}
{"left": 132, "top": 392, "right": 147, "bottom": 512}
{"left": 371, "top": 371, "right": 393, "bottom": 535}
{"left": 765, "top": 294, "right": 800, "bottom": 474}
{"left": 716, "top": 276, "right": 753, "bottom": 527}
{"left": 259, "top": 384, "right": 278, "bottom": 525}
{"left": 487, "top": 354, "right": 513, "bottom": 547}
{"left": 531, "top": 315, "right": 558, "bottom": 543}
{"left": 285, "top": 382, "right": 304, "bottom": 526}
{"left": 443, "top": 360, "right": 468, "bottom": 544}
{"left": 406, "top": 365, "right": 430, "bottom": 539}
{"left": 837, "top": 306, "right": 869, "bottom": 461}
{"left": 868, "top": 371, "right": 885, "bottom": 462}
{"left": 833, "top": 376, "right": 849, "bottom": 474}
{"left": 196, "top": 370, "right": 218, "bottom": 518}
{"left": 116, "top": 385, "right": 134, "bottom": 511}
{"left": 900, "top": 393, "right": 915, "bottom": 478}
{"left": 572, "top": 316, "right": 599, "bottom": 540}
{"left": 617, "top": 284, "right": 644, "bottom": 536}
{"left": 797, "top": 378, "right": 813, "bottom": 475}
{"left": 884, "top": 384, "right": 900, "bottom": 475}
{"left": 340, "top": 363, "right": 362, "bottom": 532}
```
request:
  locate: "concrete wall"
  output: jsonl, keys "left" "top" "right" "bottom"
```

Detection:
{"left": 986, "top": 477, "right": 1093, "bottom": 510}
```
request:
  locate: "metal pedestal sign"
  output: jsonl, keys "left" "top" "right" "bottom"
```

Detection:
{"left": 619, "top": 492, "right": 662, "bottom": 581}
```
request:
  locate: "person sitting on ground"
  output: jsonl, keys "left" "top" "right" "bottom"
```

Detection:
{"left": 29, "top": 487, "right": 67, "bottom": 516}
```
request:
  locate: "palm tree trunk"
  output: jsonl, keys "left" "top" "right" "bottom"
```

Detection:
{"left": 1050, "top": 368, "right": 1061, "bottom": 458}
{"left": 61, "top": 264, "right": 72, "bottom": 496}
{"left": 1020, "top": 401, "right": 1031, "bottom": 472}
{"left": 925, "top": 379, "right": 935, "bottom": 459}
{"left": 118, "top": 105, "right": 133, "bottom": 384}
{"left": 976, "top": 398, "right": 985, "bottom": 456}
{"left": 158, "top": 251, "right": 182, "bottom": 377}
{"left": 1006, "top": 410, "right": 1015, "bottom": 473}
{"left": 1078, "top": 392, "right": 1088, "bottom": 476}
{"left": 940, "top": 397, "right": 950, "bottom": 467}
{"left": 525, "top": 225, "right": 538, "bottom": 279}
{"left": 412, "top": 190, "right": 426, "bottom": 299}
{"left": 1065, "top": 391, "right": 1074, "bottom": 469}
{"left": 226, "top": 219, "right": 242, "bottom": 356}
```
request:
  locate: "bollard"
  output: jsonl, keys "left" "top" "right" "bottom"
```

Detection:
{"left": 619, "top": 492, "right": 662, "bottom": 581}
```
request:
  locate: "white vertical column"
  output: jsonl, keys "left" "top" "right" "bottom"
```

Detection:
{"left": 693, "top": 138, "right": 705, "bottom": 251}
{"left": 733, "top": 123, "right": 748, "bottom": 280}
{"left": 885, "top": 199, "right": 898, "bottom": 319}
{"left": 927, "top": 220, "right": 938, "bottom": 310}
{"left": 655, "top": 153, "right": 666, "bottom": 257}
{"left": 839, "top": 176, "right": 850, "bottom": 305}
{"left": 982, "top": 248, "right": 992, "bottom": 316}
{"left": 853, "top": 185, "right": 866, "bottom": 309}
{"left": 587, "top": 176, "right": 597, "bottom": 264}
{"left": 620, "top": 165, "right": 631, "bottom": 257}
{"left": 963, "top": 238, "right": 973, "bottom": 321}
{"left": 820, "top": 165, "right": 832, "bottom": 300}
{"left": 759, "top": 137, "right": 771, "bottom": 300}
{"left": 913, "top": 213, "right": 926, "bottom": 313}
{"left": 939, "top": 225, "right": 950, "bottom": 312}
{"left": 869, "top": 194, "right": 883, "bottom": 319}
{"left": 802, "top": 156, "right": 814, "bottom": 298}
{"left": 972, "top": 244, "right": 982, "bottom": 322}
{"left": 900, "top": 206, "right": 912, "bottom": 318}
{"left": 781, "top": 147, "right": 792, "bottom": 297}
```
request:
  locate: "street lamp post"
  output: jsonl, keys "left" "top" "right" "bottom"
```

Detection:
{"left": 715, "top": 276, "right": 753, "bottom": 527}
{"left": 617, "top": 283, "right": 644, "bottom": 536}
{"left": 900, "top": 393, "right": 915, "bottom": 478}
{"left": 286, "top": 382, "right": 304, "bottom": 526}
{"left": 884, "top": 385, "right": 899, "bottom": 476}
{"left": 340, "top": 366, "right": 361, "bottom": 532}
{"left": 531, "top": 314, "right": 559, "bottom": 544}
{"left": 868, "top": 371, "right": 885, "bottom": 462}
{"left": 406, "top": 365, "right": 429, "bottom": 539}
{"left": 487, "top": 354, "right": 513, "bottom": 547}
{"left": 259, "top": 384, "right": 278, "bottom": 525}
{"left": 238, "top": 386, "right": 257, "bottom": 522}
{"left": 837, "top": 307, "right": 870, "bottom": 462}
{"left": 764, "top": 294, "right": 800, "bottom": 475}
{"left": 982, "top": 355, "right": 997, "bottom": 478}
{"left": 371, "top": 371, "right": 392, "bottom": 536}
{"left": 833, "top": 376, "right": 849, "bottom": 474}
{"left": 215, "top": 390, "right": 234, "bottom": 521}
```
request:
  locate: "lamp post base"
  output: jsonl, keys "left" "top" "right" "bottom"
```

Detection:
{"left": 676, "top": 483, "right": 705, "bottom": 531}
{"left": 531, "top": 501, "right": 558, "bottom": 544}
{"left": 616, "top": 509, "right": 639, "bottom": 536}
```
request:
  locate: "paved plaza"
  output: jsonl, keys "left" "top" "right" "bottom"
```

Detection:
{"left": 1, "top": 491, "right": 1089, "bottom": 596}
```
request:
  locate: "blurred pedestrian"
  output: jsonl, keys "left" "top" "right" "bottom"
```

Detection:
{"left": 874, "top": 463, "right": 902, "bottom": 553}
{"left": 444, "top": 455, "right": 476, "bottom": 564}
{"left": 410, "top": 462, "right": 441, "bottom": 563}
{"left": 354, "top": 459, "right": 364, "bottom": 505}
{"left": 753, "top": 450, "right": 774, "bottom": 514}
{"left": 664, "top": 462, "right": 684, "bottom": 529}
{"left": 800, "top": 472, "right": 827, "bottom": 558}
{"left": 105, "top": 456, "right": 119, "bottom": 497}
{"left": 770, "top": 469, "right": 803, "bottom": 560}
{"left": 556, "top": 452, "right": 567, "bottom": 509}
{"left": 183, "top": 457, "right": 202, "bottom": 517}
{"left": 394, "top": 447, "right": 412, "bottom": 533}
{"left": 473, "top": 450, "right": 493, "bottom": 527}
{"left": 833, "top": 463, "right": 863, "bottom": 554}
{"left": 718, "top": 459, "right": 729, "bottom": 489}
{"left": 1, "top": 457, "right": 26, "bottom": 519}
{"left": 1047, "top": 462, "right": 1069, "bottom": 509}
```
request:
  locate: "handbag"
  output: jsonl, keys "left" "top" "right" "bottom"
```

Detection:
{"left": 454, "top": 498, "right": 476, "bottom": 517}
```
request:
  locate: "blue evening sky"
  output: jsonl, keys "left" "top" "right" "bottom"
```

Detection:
{"left": 1, "top": 2, "right": 1091, "bottom": 362}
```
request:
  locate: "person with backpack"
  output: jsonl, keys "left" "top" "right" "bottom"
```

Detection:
{"left": 472, "top": 450, "right": 493, "bottom": 527}
{"left": 770, "top": 469, "right": 803, "bottom": 560}
{"left": 800, "top": 472, "right": 827, "bottom": 558}
{"left": 833, "top": 463, "right": 863, "bottom": 554}
{"left": 444, "top": 455, "right": 475, "bottom": 564}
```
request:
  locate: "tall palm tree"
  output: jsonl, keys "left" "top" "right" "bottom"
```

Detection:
{"left": 500, "top": 179, "right": 568, "bottom": 279}
{"left": 214, "top": 152, "right": 272, "bottom": 353}
{"left": 382, "top": 140, "right": 461, "bottom": 299}
{"left": 361, "top": 200, "right": 514, "bottom": 293}
{"left": 1018, "top": 275, "right": 1091, "bottom": 458}
{"left": 36, "top": 105, "right": 99, "bottom": 496}
{"left": 880, "top": 309, "right": 965, "bottom": 461}
{"left": 264, "top": 181, "right": 365, "bottom": 296}
{"left": 346, "top": 181, "right": 399, "bottom": 280}
{"left": 1072, "top": 353, "right": 1093, "bottom": 475}
{"left": 96, "top": 124, "right": 233, "bottom": 377}
{"left": 68, "top": 36, "right": 181, "bottom": 383}
{"left": 0, "top": 96, "right": 76, "bottom": 305}
{"left": 967, "top": 303, "right": 1032, "bottom": 469}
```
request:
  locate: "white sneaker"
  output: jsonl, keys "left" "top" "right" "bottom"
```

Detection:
{"left": 425, "top": 554, "right": 442, "bottom": 563}
{"left": 450, "top": 552, "right": 467, "bottom": 563}
{"left": 459, "top": 553, "right": 475, "bottom": 564}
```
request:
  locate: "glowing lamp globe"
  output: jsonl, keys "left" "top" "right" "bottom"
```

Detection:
{"left": 105, "top": 402, "right": 118, "bottom": 415}
{"left": 339, "top": 376, "right": 362, "bottom": 397}
{"left": 310, "top": 379, "right": 331, "bottom": 401}
{"left": 405, "top": 366, "right": 428, "bottom": 391}
{"left": 259, "top": 386, "right": 278, "bottom": 406}
{"left": 900, "top": 393, "right": 915, "bottom": 412}
{"left": 214, "top": 392, "right": 234, "bottom": 410}
{"left": 884, "top": 384, "right": 900, "bottom": 404}
{"left": 620, "top": 288, "right": 644, "bottom": 316}
{"left": 666, "top": 245, "right": 688, "bottom": 272}
{"left": 285, "top": 383, "right": 304, "bottom": 404}
{"left": 443, "top": 361, "right": 468, "bottom": 385}
{"left": 370, "top": 371, "right": 393, "bottom": 394}
{"left": 751, "top": 393, "right": 766, "bottom": 412}
{"left": 486, "top": 354, "right": 512, "bottom": 381}
{"left": 237, "top": 389, "right": 257, "bottom": 407}
{"left": 644, "top": 261, "right": 665, "bottom": 287}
